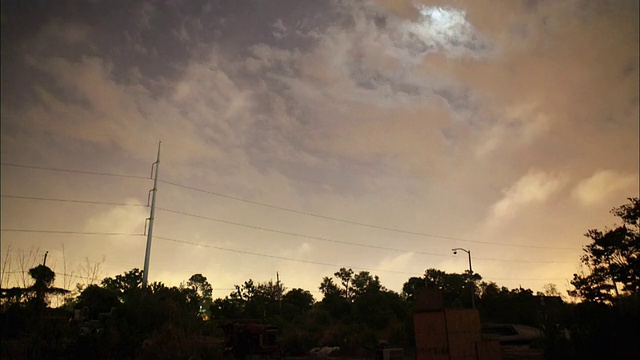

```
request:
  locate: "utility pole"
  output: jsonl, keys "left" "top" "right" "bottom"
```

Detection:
{"left": 277, "top": 272, "right": 282, "bottom": 315}
{"left": 143, "top": 142, "right": 161, "bottom": 287}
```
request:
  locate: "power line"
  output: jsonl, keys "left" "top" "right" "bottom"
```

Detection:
{"left": 2, "top": 270, "right": 100, "bottom": 282}
{"left": 157, "top": 207, "right": 448, "bottom": 257}
{"left": 156, "top": 207, "right": 575, "bottom": 264}
{"left": 0, "top": 162, "right": 581, "bottom": 251}
{"left": 155, "top": 235, "right": 421, "bottom": 275}
{"left": 1, "top": 162, "right": 150, "bottom": 180}
{"left": 1, "top": 229, "right": 144, "bottom": 236}
{"left": 160, "top": 180, "right": 579, "bottom": 251}
{"left": 1, "top": 195, "right": 147, "bottom": 207}
{"left": 0, "top": 191, "right": 576, "bottom": 263}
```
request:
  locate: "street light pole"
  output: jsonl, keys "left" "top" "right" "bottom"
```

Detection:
{"left": 452, "top": 248, "right": 475, "bottom": 309}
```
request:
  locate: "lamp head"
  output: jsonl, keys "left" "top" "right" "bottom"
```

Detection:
{"left": 453, "top": 250, "right": 457, "bottom": 255}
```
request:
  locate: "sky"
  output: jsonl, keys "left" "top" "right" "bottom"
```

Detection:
{"left": 1, "top": 0, "right": 638, "bottom": 299}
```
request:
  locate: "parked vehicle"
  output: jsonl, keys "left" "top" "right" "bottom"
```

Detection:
{"left": 481, "top": 323, "right": 543, "bottom": 346}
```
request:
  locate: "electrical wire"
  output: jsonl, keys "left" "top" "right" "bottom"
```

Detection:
{"left": 0, "top": 162, "right": 580, "bottom": 251}
{"left": 0, "top": 162, "right": 581, "bottom": 273}
{"left": 154, "top": 235, "right": 421, "bottom": 275}
{"left": 1, "top": 229, "right": 144, "bottom": 236}
{"left": 160, "top": 179, "right": 579, "bottom": 251}
{"left": 0, "top": 192, "right": 575, "bottom": 264}
{"left": 152, "top": 235, "right": 575, "bottom": 285}
{"left": 1, "top": 195, "right": 148, "bottom": 207}
{"left": 2, "top": 270, "right": 100, "bottom": 282}
{"left": 156, "top": 207, "right": 575, "bottom": 264}
{"left": 1, "top": 162, "right": 150, "bottom": 180}
{"left": 157, "top": 207, "right": 448, "bottom": 257}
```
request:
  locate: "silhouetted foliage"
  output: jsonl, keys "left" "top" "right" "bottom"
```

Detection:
{"left": 570, "top": 197, "right": 640, "bottom": 302}
{"left": 0, "top": 264, "right": 69, "bottom": 311}
{"left": 4, "top": 206, "right": 640, "bottom": 360}
{"left": 564, "top": 293, "right": 640, "bottom": 358}
{"left": 314, "top": 268, "right": 409, "bottom": 355}
{"left": 75, "top": 284, "right": 119, "bottom": 318}
{"left": 282, "top": 288, "right": 314, "bottom": 318}
{"left": 334, "top": 267, "right": 355, "bottom": 301}
{"left": 210, "top": 278, "right": 287, "bottom": 322}
{"left": 319, "top": 276, "right": 341, "bottom": 297}
{"left": 210, "top": 296, "right": 243, "bottom": 321}
{"left": 402, "top": 268, "right": 481, "bottom": 309}
{"left": 186, "top": 273, "right": 213, "bottom": 317}
{"left": 68, "top": 269, "right": 218, "bottom": 359}
{"left": 101, "top": 268, "right": 143, "bottom": 301}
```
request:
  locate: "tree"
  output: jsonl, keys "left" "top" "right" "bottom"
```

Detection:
{"left": 320, "top": 268, "right": 380, "bottom": 302}
{"left": 218, "top": 278, "right": 287, "bottom": 319}
{"left": 318, "top": 275, "right": 350, "bottom": 318}
{"left": 351, "top": 271, "right": 382, "bottom": 297}
{"left": 426, "top": 269, "right": 480, "bottom": 307}
{"left": 283, "top": 288, "right": 314, "bottom": 310}
{"left": 334, "top": 267, "right": 354, "bottom": 301}
{"left": 187, "top": 274, "right": 213, "bottom": 300}
{"left": 0, "top": 264, "right": 68, "bottom": 310}
{"left": 102, "top": 268, "right": 143, "bottom": 295}
{"left": 543, "top": 283, "right": 562, "bottom": 297}
{"left": 569, "top": 265, "right": 616, "bottom": 303}
{"left": 235, "top": 279, "right": 257, "bottom": 302}
{"left": 401, "top": 276, "right": 426, "bottom": 302}
{"left": 76, "top": 284, "right": 120, "bottom": 318}
{"left": 186, "top": 273, "right": 213, "bottom": 317}
{"left": 401, "top": 269, "right": 481, "bottom": 309}
{"left": 26, "top": 265, "right": 68, "bottom": 308}
{"left": 210, "top": 296, "right": 243, "bottom": 320}
{"left": 349, "top": 272, "right": 403, "bottom": 330}
{"left": 28, "top": 265, "right": 55, "bottom": 302}
{"left": 570, "top": 197, "right": 640, "bottom": 302}
{"left": 282, "top": 288, "right": 314, "bottom": 319}
{"left": 319, "top": 277, "right": 341, "bottom": 297}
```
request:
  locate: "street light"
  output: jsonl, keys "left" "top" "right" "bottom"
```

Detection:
{"left": 452, "top": 248, "right": 475, "bottom": 309}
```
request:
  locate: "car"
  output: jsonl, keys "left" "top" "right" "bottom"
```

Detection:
{"left": 481, "top": 323, "right": 543, "bottom": 346}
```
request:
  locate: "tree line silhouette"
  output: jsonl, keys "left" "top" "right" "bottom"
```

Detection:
{"left": 1, "top": 198, "right": 638, "bottom": 359}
